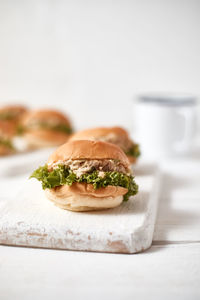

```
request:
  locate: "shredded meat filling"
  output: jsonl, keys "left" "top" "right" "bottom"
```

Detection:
{"left": 49, "top": 159, "right": 130, "bottom": 177}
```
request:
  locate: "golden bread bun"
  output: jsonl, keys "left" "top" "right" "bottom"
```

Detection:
{"left": 0, "top": 105, "right": 27, "bottom": 117}
{"left": 45, "top": 185, "right": 124, "bottom": 212}
{"left": 23, "top": 129, "right": 70, "bottom": 149}
{"left": 51, "top": 183, "right": 128, "bottom": 198}
{"left": 70, "top": 126, "right": 129, "bottom": 140}
{"left": 22, "top": 109, "right": 71, "bottom": 127}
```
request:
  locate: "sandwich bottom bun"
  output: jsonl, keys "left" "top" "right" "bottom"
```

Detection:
{"left": 127, "top": 155, "right": 137, "bottom": 164}
{"left": 23, "top": 129, "right": 70, "bottom": 149}
{"left": 45, "top": 183, "right": 128, "bottom": 212}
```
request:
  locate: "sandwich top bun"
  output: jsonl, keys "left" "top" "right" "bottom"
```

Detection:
{"left": 48, "top": 139, "right": 130, "bottom": 168}
{"left": 70, "top": 126, "right": 129, "bottom": 140}
{"left": 22, "top": 109, "right": 71, "bottom": 127}
{"left": 0, "top": 105, "right": 28, "bottom": 121}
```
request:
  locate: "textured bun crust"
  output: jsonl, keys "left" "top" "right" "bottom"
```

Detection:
{"left": 0, "top": 105, "right": 27, "bottom": 115}
{"left": 23, "top": 129, "right": 70, "bottom": 149}
{"left": 22, "top": 109, "right": 71, "bottom": 126}
{"left": 48, "top": 140, "right": 130, "bottom": 168}
{"left": 45, "top": 183, "right": 125, "bottom": 211}
{"left": 70, "top": 126, "right": 129, "bottom": 141}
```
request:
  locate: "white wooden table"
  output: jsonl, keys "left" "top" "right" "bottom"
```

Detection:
{"left": 0, "top": 153, "right": 200, "bottom": 300}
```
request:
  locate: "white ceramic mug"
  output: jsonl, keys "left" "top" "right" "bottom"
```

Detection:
{"left": 132, "top": 93, "right": 198, "bottom": 160}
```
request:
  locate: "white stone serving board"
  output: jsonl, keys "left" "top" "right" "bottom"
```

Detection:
{"left": 0, "top": 164, "right": 160, "bottom": 253}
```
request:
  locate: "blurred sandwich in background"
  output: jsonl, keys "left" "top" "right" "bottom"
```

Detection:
{"left": 20, "top": 109, "right": 73, "bottom": 149}
{"left": 69, "top": 126, "right": 140, "bottom": 163}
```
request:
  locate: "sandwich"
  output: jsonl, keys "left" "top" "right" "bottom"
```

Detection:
{"left": 0, "top": 120, "right": 16, "bottom": 155}
{"left": 20, "top": 109, "right": 73, "bottom": 149}
{"left": 30, "top": 140, "right": 138, "bottom": 211}
{"left": 69, "top": 127, "right": 140, "bottom": 163}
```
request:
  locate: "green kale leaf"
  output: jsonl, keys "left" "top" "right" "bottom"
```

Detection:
{"left": 30, "top": 164, "right": 138, "bottom": 201}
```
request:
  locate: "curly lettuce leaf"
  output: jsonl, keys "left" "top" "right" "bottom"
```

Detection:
{"left": 126, "top": 143, "right": 140, "bottom": 158}
{"left": 52, "top": 124, "right": 73, "bottom": 134}
{"left": 30, "top": 164, "right": 138, "bottom": 201}
{"left": 36, "top": 123, "right": 72, "bottom": 134}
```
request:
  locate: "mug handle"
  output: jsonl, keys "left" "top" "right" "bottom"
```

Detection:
{"left": 173, "top": 107, "right": 196, "bottom": 152}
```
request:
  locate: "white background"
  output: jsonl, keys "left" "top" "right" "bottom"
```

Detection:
{"left": 0, "top": 0, "right": 200, "bottom": 130}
